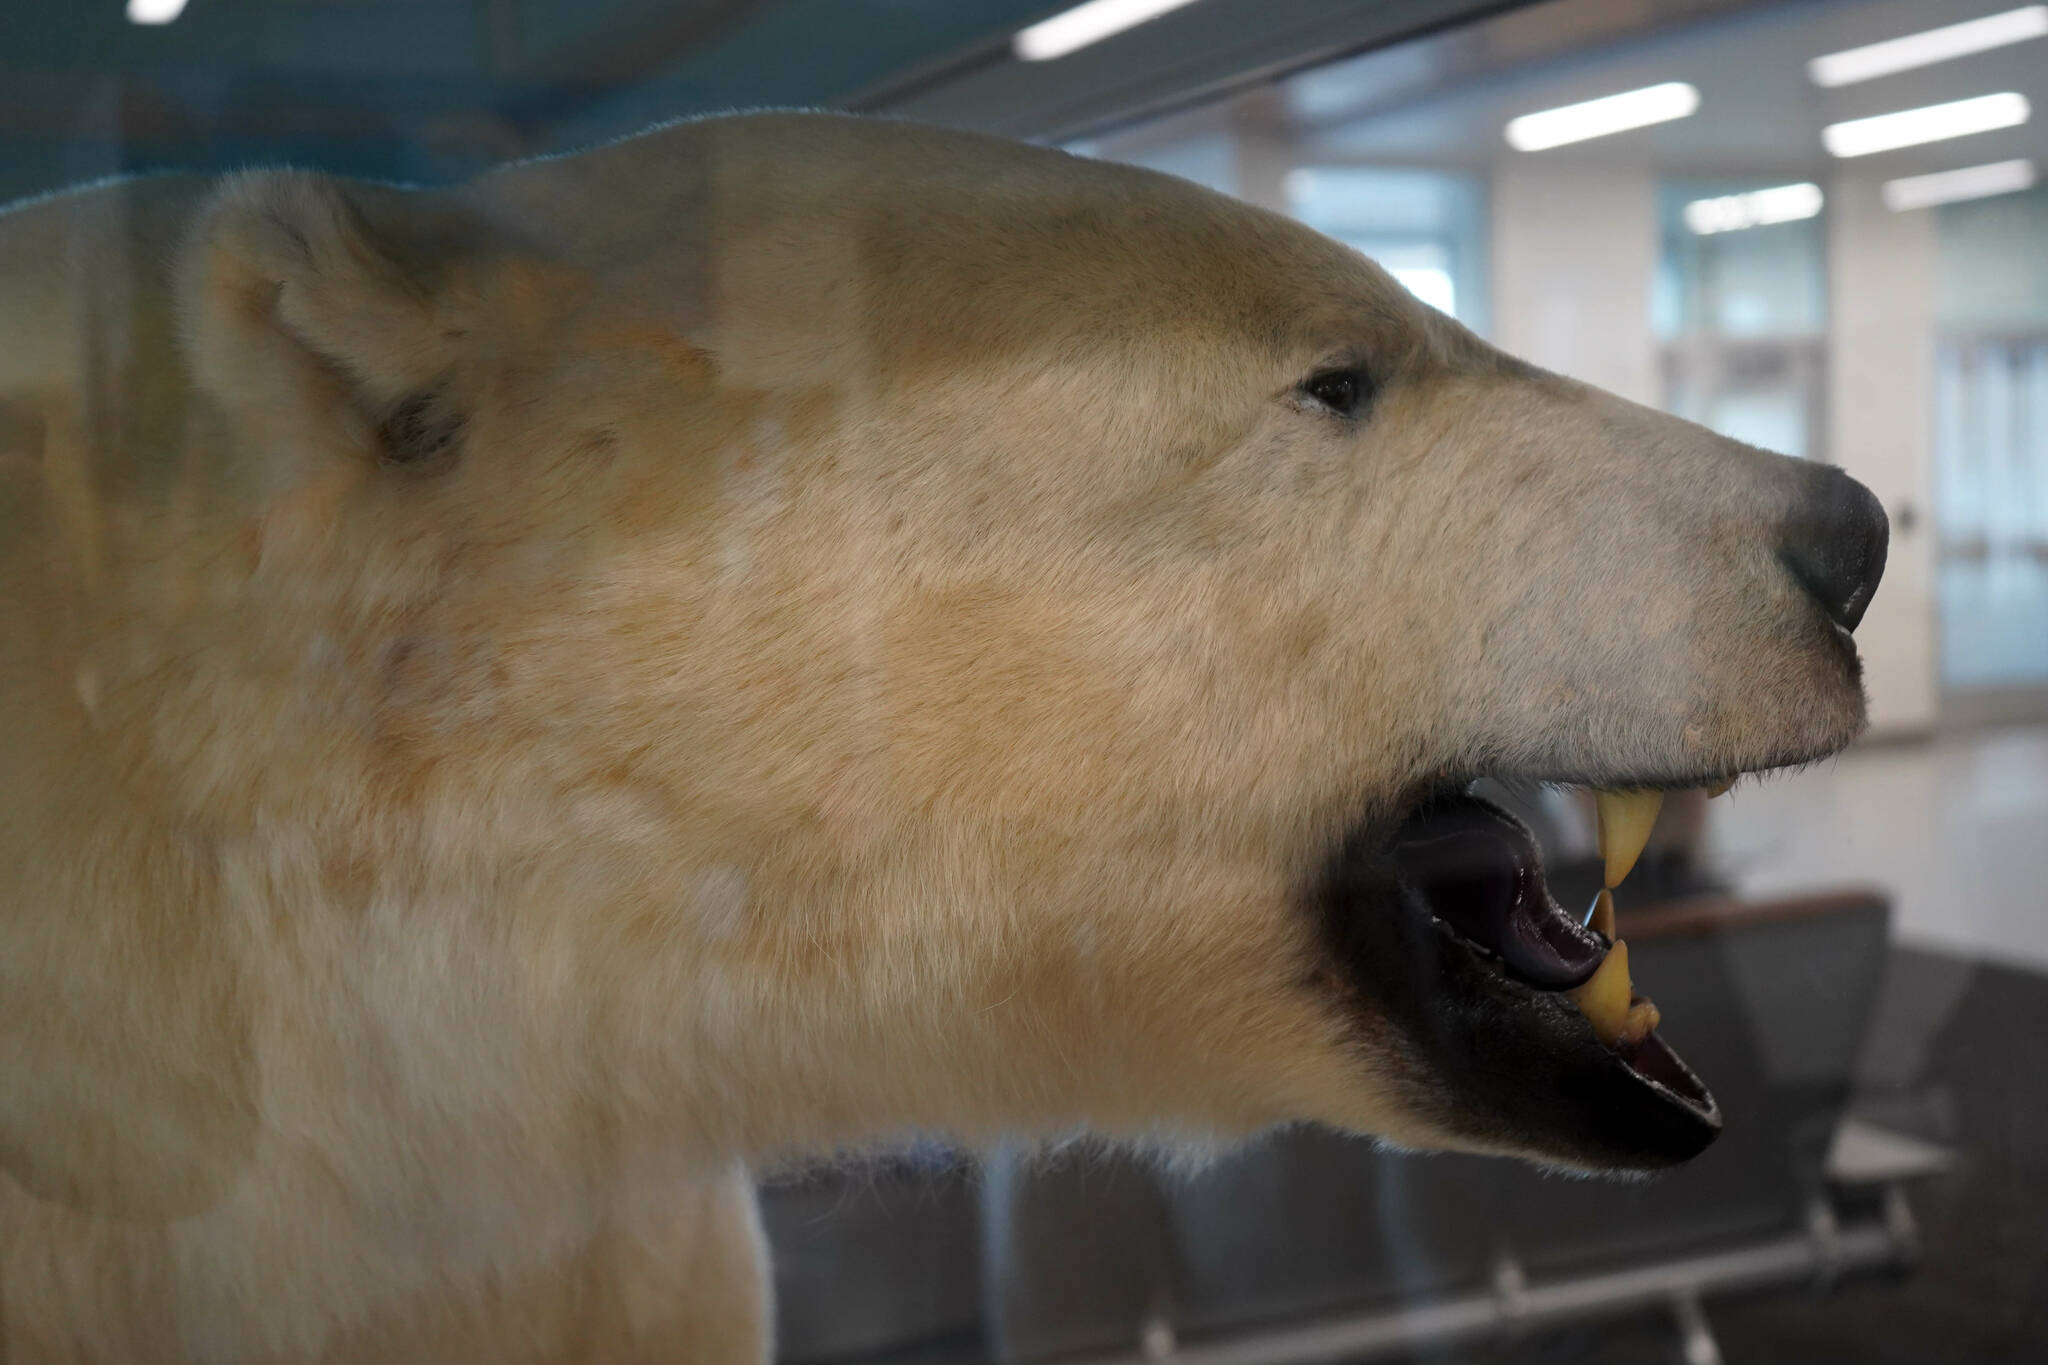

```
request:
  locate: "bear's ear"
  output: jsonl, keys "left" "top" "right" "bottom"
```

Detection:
{"left": 0, "top": 463, "right": 258, "bottom": 1221}
{"left": 178, "top": 170, "right": 471, "bottom": 480}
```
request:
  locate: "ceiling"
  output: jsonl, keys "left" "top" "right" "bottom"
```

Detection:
{"left": 1256, "top": 0, "right": 2048, "bottom": 181}
{"left": 9, "top": 0, "right": 2033, "bottom": 205}
{"left": 0, "top": 0, "right": 1535, "bottom": 203}
{"left": 0, "top": 0, "right": 1050, "bottom": 198}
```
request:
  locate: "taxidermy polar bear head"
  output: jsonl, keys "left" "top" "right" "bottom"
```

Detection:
{"left": 0, "top": 113, "right": 1886, "bottom": 1226}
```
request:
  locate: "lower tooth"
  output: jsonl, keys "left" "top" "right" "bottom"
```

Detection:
{"left": 1619, "top": 998, "right": 1661, "bottom": 1047}
{"left": 1569, "top": 940, "right": 1633, "bottom": 1046}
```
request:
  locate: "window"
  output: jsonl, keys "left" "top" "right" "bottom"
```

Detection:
{"left": 1658, "top": 181, "right": 1828, "bottom": 461}
{"left": 1935, "top": 187, "right": 2048, "bottom": 698}
{"left": 1287, "top": 165, "right": 1489, "bottom": 331}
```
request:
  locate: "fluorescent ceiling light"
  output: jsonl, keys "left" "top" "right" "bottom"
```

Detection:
{"left": 126, "top": 0, "right": 188, "bottom": 22}
{"left": 1808, "top": 6, "right": 2048, "bottom": 88}
{"left": 1823, "top": 92, "right": 2029, "bottom": 156}
{"left": 1882, "top": 158, "right": 2038, "bottom": 209}
{"left": 1683, "top": 183, "right": 1825, "bottom": 234}
{"left": 1013, "top": 0, "right": 1202, "bottom": 61}
{"left": 1504, "top": 83, "right": 1699, "bottom": 152}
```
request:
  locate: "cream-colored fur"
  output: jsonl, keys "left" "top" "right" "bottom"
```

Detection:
{"left": 0, "top": 114, "right": 1864, "bottom": 1361}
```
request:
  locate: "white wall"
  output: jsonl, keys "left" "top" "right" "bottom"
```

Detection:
{"left": 1228, "top": 126, "right": 1296, "bottom": 216}
{"left": 1829, "top": 172, "right": 1940, "bottom": 734}
{"left": 1489, "top": 163, "right": 1659, "bottom": 404}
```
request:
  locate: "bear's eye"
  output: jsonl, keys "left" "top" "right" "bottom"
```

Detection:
{"left": 1301, "top": 367, "right": 1371, "bottom": 418}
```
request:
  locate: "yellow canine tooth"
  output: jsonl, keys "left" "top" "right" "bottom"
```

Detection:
{"left": 1569, "top": 940, "right": 1633, "bottom": 1046}
{"left": 1706, "top": 776, "right": 1735, "bottom": 799}
{"left": 1588, "top": 888, "right": 1616, "bottom": 940}
{"left": 1595, "top": 789, "right": 1664, "bottom": 888}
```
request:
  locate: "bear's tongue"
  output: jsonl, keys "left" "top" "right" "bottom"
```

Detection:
{"left": 1389, "top": 798, "right": 1606, "bottom": 990}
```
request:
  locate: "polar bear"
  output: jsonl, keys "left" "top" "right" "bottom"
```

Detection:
{"left": 0, "top": 112, "right": 1883, "bottom": 1362}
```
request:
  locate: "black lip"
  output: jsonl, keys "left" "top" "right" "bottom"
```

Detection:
{"left": 1314, "top": 800, "right": 1721, "bottom": 1171}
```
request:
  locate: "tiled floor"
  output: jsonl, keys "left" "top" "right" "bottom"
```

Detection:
{"left": 1708, "top": 722, "right": 2048, "bottom": 972}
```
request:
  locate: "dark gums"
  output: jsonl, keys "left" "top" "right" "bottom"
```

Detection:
{"left": 1388, "top": 804, "right": 1605, "bottom": 989}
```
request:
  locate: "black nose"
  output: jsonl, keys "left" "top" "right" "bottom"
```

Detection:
{"left": 1778, "top": 464, "right": 1888, "bottom": 632}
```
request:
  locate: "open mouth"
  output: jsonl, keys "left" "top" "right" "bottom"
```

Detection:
{"left": 1317, "top": 777, "right": 1752, "bottom": 1172}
